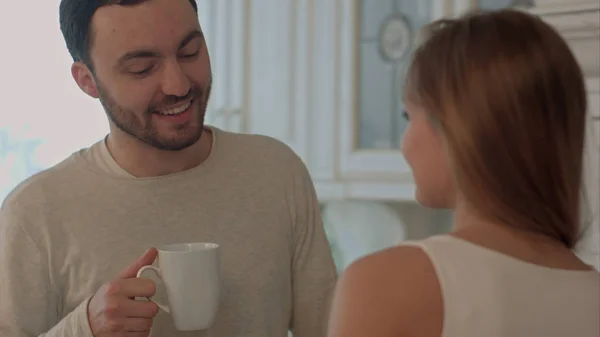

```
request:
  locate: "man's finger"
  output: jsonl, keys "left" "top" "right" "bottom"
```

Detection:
{"left": 118, "top": 248, "right": 158, "bottom": 279}
{"left": 118, "top": 292, "right": 160, "bottom": 317}
{"left": 119, "top": 278, "right": 158, "bottom": 299}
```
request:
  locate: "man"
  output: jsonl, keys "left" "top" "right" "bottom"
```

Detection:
{"left": 0, "top": 0, "right": 337, "bottom": 336}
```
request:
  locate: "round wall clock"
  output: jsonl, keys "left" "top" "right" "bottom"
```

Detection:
{"left": 378, "top": 13, "right": 412, "bottom": 63}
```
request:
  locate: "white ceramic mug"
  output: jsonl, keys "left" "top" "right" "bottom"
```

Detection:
{"left": 136, "top": 242, "right": 220, "bottom": 331}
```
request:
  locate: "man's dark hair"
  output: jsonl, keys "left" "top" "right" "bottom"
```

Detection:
{"left": 59, "top": 0, "right": 198, "bottom": 68}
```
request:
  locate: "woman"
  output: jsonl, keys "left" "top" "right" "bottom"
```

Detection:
{"left": 327, "top": 9, "right": 599, "bottom": 337}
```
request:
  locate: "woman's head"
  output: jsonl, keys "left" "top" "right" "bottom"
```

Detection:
{"left": 401, "top": 9, "right": 587, "bottom": 247}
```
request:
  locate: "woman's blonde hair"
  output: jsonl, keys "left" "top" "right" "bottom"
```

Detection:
{"left": 404, "top": 9, "right": 587, "bottom": 247}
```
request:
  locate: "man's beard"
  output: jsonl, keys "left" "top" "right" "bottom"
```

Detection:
{"left": 98, "top": 81, "right": 211, "bottom": 152}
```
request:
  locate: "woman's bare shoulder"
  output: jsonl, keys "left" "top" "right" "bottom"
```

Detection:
{"left": 327, "top": 245, "right": 443, "bottom": 337}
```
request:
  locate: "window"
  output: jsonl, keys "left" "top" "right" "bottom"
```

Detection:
{"left": 0, "top": 2, "right": 109, "bottom": 203}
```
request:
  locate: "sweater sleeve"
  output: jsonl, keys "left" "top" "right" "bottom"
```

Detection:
{"left": 0, "top": 201, "right": 95, "bottom": 337}
{"left": 287, "top": 158, "right": 338, "bottom": 337}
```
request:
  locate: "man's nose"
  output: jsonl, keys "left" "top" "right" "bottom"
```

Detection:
{"left": 161, "top": 61, "right": 191, "bottom": 98}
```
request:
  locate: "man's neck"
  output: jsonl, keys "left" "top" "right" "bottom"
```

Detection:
{"left": 105, "top": 128, "right": 213, "bottom": 178}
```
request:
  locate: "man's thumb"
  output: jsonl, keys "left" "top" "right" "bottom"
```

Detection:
{"left": 118, "top": 248, "right": 158, "bottom": 279}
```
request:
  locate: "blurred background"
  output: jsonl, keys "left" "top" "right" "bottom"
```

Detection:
{"left": 0, "top": 0, "right": 598, "bottom": 272}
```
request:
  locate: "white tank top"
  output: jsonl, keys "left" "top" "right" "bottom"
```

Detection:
{"left": 405, "top": 235, "right": 600, "bottom": 337}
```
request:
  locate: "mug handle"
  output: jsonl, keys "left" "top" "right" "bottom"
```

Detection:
{"left": 136, "top": 266, "right": 171, "bottom": 314}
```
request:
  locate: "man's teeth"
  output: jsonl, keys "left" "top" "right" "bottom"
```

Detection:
{"left": 157, "top": 101, "right": 191, "bottom": 115}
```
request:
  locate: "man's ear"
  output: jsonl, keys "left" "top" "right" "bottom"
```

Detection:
{"left": 71, "top": 62, "right": 99, "bottom": 98}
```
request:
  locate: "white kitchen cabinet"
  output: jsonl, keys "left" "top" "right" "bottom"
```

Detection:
{"left": 198, "top": 1, "right": 599, "bottom": 208}
{"left": 198, "top": 0, "right": 536, "bottom": 201}
{"left": 244, "top": 0, "right": 313, "bottom": 165}
{"left": 201, "top": 0, "right": 329, "bottom": 171}
{"left": 198, "top": 0, "right": 344, "bottom": 198}
{"left": 241, "top": 0, "right": 458, "bottom": 201}
{"left": 197, "top": 0, "right": 246, "bottom": 133}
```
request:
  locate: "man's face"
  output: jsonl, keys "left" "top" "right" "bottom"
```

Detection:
{"left": 85, "top": 0, "right": 211, "bottom": 151}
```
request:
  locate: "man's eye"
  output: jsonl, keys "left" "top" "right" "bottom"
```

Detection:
{"left": 180, "top": 51, "right": 199, "bottom": 59}
{"left": 129, "top": 67, "right": 154, "bottom": 76}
